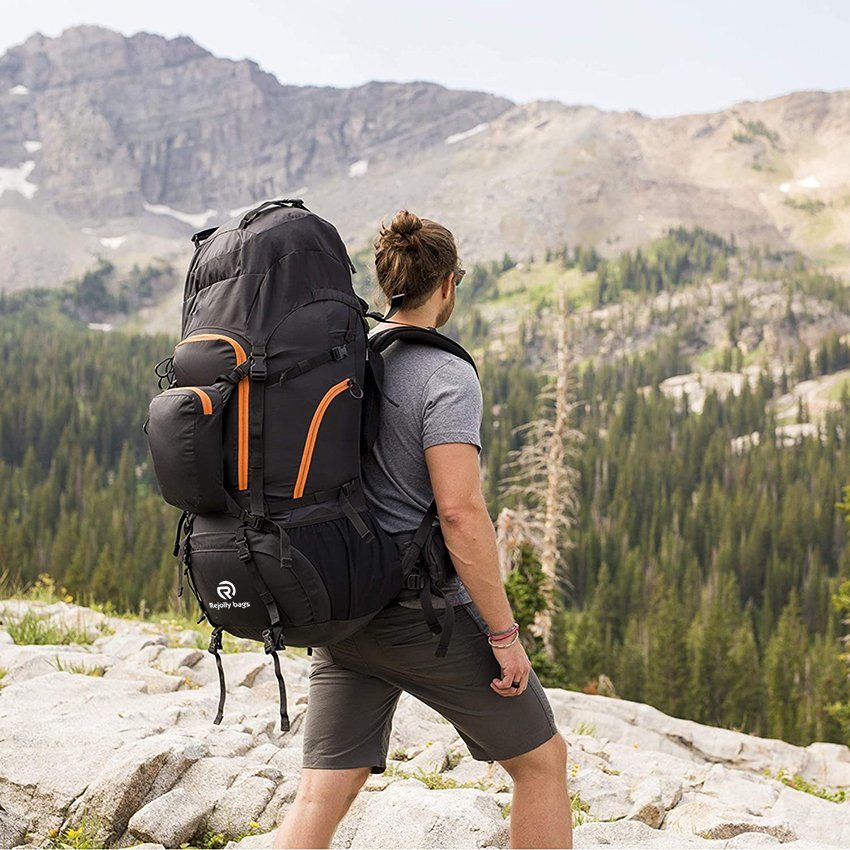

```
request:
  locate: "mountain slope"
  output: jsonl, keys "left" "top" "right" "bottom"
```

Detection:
{"left": 2, "top": 26, "right": 850, "bottom": 292}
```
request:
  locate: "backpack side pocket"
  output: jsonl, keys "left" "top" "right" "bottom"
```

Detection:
{"left": 148, "top": 382, "right": 230, "bottom": 513}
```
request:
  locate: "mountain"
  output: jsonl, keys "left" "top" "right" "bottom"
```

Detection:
{"left": 2, "top": 25, "right": 850, "bottom": 295}
{"left": 1, "top": 598, "right": 849, "bottom": 848}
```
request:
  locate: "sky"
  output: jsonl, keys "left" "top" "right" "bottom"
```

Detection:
{"left": 3, "top": 1, "right": 850, "bottom": 117}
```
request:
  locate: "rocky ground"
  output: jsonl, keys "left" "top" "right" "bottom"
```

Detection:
{"left": 0, "top": 600, "right": 848, "bottom": 849}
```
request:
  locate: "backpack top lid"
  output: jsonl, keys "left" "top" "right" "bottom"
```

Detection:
{"left": 183, "top": 199, "right": 358, "bottom": 337}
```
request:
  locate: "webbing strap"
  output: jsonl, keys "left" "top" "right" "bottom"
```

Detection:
{"left": 417, "top": 581, "right": 455, "bottom": 658}
{"left": 271, "top": 345, "right": 348, "bottom": 387}
{"left": 270, "top": 650, "right": 291, "bottom": 732}
{"left": 209, "top": 627, "right": 226, "bottom": 725}
{"left": 401, "top": 499, "right": 439, "bottom": 578}
{"left": 339, "top": 485, "right": 374, "bottom": 542}
{"left": 249, "top": 344, "right": 267, "bottom": 517}
{"left": 235, "top": 529, "right": 282, "bottom": 632}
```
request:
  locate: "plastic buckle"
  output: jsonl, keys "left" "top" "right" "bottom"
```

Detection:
{"left": 235, "top": 531, "right": 251, "bottom": 562}
{"left": 262, "top": 628, "right": 280, "bottom": 655}
{"left": 331, "top": 344, "right": 348, "bottom": 361}
{"left": 403, "top": 570, "right": 425, "bottom": 591}
{"left": 208, "top": 629, "right": 223, "bottom": 653}
{"left": 250, "top": 350, "right": 267, "bottom": 381}
{"left": 246, "top": 514, "right": 265, "bottom": 532}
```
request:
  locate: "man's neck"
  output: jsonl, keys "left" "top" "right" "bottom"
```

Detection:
{"left": 384, "top": 308, "right": 438, "bottom": 329}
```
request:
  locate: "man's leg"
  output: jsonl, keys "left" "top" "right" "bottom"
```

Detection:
{"left": 275, "top": 766, "right": 371, "bottom": 849}
{"left": 498, "top": 732, "right": 572, "bottom": 850}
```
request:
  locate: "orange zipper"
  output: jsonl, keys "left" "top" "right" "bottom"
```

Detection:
{"left": 166, "top": 386, "right": 213, "bottom": 415}
{"left": 176, "top": 333, "right": 249, "bottom": 490}
{"left": 293, "top": 378, "right": 352, "bottom": 498}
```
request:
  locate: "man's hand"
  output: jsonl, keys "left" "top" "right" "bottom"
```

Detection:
{"left": 490, "top": 640, "right": 532, "bottom": 697}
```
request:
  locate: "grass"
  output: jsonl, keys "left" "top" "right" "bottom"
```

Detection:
{"left": 571, "top": 720, "right": 597, "bottom": 737}
{"left": 384, "top": 764, "right": 489, "bottom": 791}
{"left": 5, "top": 610, "right": 97, "bottom": 646}
{"left": 187, "top": 821, "right": 263, "bottom": 849}
{"left": 571, "top": 792, "right": 594, "bottom": 827}
{"left": 0, "top": 667, "right": 6, "bottom": 689}
{"left": 767, "top": 768, "right": 848, "bottom": 803}
{"left": 48, "top": 656, "right": 106, "bottom": 677}
{"left": 46, "top": 813, "right": 103, "bottom": 849}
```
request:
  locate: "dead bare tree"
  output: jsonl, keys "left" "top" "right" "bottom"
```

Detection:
{"left": 499, "top": 278, "right": 583, "bottom": 657}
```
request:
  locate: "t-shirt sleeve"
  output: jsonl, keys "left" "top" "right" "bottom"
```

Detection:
{"left": 421, "top": 358, "right": 483, "bottom": 453}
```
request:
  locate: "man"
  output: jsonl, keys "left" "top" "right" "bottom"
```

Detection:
{"left": 276, "top": 210, "right": 572, "bottom": 849}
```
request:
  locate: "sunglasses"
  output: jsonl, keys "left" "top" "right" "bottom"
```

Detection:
{"left": 453, "top": 267, "right": 466, "bottom": 288}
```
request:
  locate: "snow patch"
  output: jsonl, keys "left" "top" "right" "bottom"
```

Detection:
{"left": 87, "top": 323, "right": 113, "bottom": 333}
{"left": 143, "top": 203, "right": 217, "bottom": 229}
{"left": 23, "top": 140, "right": 42, "bottom": 153}
{"left": 797, "top": 175, "right": 820, "bottom": 189}
{"left": 0, "top": 160, "right": 38, "bottom": 199}
{"left": 9, "top": 84, "right": 29, "bottom": 96}
{"left": 779, "top": 182, "right": 791, "bottom": 193}
{"left": 348, "top": 160, "right": 368, "bottom": 178}
{"left": 99, "top": 236, "right": 127, "bottom": 250}
{"left": 445, "top": 123, "right": 489, "bottom": 145}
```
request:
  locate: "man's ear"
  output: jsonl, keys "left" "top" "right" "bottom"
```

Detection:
{"left": 442, "top": 272, "right": 453, "bottom": 297}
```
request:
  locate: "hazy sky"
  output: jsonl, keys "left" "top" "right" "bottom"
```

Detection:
{"left": 4, "top": 1, "right": 849, "bottom": 117}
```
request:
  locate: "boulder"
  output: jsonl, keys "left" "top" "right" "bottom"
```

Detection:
{"left": 340, "top": 779, "right": 508, "bottom": 848}
{"left": 403, "top": 741, "right": 450, "bottom": 775}
{"left": 664, "top": 794, "right": 797, "bottom": 842}
{"left": 65, "top": 735, "right": 208, "bottom": 846}
{"left": 127, "top": 787, "right": 212, "bottom": 848}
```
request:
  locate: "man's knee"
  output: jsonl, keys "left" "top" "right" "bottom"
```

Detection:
{"left": 498, "top": 731, "right": 568, "bottom": 782}
{"left": 295, "top": 766, "right": 371, "bottom": 809}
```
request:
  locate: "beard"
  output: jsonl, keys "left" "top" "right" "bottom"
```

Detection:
{"left": 434, "top": 285, "right": 456, "bottom": 327}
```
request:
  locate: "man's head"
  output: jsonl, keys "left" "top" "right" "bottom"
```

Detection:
{"left": 374, "top": 210, "right": 462, "bottom": 328}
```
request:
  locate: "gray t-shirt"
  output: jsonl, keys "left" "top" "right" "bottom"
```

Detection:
{"left": 362, "top": 325, "right": 483, "bottom": 608}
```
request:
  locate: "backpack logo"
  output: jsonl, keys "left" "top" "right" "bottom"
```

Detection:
{"left": 217, "top": 580, "right": 236, "bottom": 600}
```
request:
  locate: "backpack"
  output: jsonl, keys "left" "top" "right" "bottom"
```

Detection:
{"left": 147, "top": 199, "right": 407, "bottom": 731}
{"left": 363, "top": 325, "right": 479, "bottom": 660}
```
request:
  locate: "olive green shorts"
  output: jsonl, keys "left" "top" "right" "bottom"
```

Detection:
{"left": 301, "top": 600, "right": 559, "bottom": 773}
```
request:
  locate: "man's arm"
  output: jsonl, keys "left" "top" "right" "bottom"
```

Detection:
{"left": 424, "top": 442, "right": 532, "bottom": 695}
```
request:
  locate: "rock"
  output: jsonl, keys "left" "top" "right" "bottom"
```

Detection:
{"left": 206, "top": 774, "right": 277, "bottom": 835}
{"left": 664, "top": 794, "right": 797, "bottom": 842}
{"left": 127, "top": 787, "right": 212, "bottom": 848}
{"left": 699, "top": 763, "right": 780, "bottom": 814}
{"left": 627, "top": 773, "right": 683, "bottom": 828}
{"left": 576, "top": 819, "right": 712, "bottom": 847}
{"left": 103, "top": 662, "right": 184, "bottom": 693}
{"left": 154, "top": 647, "right": 204, "bottom": 673}
{"left": 572, "top": 766, "right": 634, "bottom": 821}
{"left": 340, "top": 779, "right": 508, "bottom": 848}
{"left": 403, "top": 741, "right": 450, "bottom": 774}
{"left": 0, "top": 629, "right": 14, "bottom": 645}
{"left": 96, "top": 632, "right": 168, "bottom": 659}
{"left": 0, "top": 804, "right": 28, "bottom": 849}
{"left": 65, "top": 735, "right": 208, "bottom": 846}
{"left": 2, "top": 601, "right": 850, "bottom": 848}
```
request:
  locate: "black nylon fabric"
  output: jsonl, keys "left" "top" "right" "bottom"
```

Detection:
{"left": 149, "top": 200, "right": 405, "bottom": 671}
{"left": 148, "top": 383, "right": 229, "bottom": 513}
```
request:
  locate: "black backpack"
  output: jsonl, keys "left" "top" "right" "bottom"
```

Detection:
{"left": 147, "top": 199, "right": 478, "bottom": 731}
{"left": 147, "top": 200, "right": 405, "bottom": 730}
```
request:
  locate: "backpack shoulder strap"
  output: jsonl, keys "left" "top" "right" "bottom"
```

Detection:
{"left": 367, "top": 325, "right": 478, "bottom": 377}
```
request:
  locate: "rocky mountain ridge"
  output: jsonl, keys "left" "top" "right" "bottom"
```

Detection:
{"left": 3, "top": 27, "right": 850, "bottom": 292}
{"left": 0, "top": 599, "right": 848, "bottom": 849}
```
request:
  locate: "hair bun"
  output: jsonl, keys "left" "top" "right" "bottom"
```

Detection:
{"left": 390, "top": 209, "right": 423, "bottom": 239}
